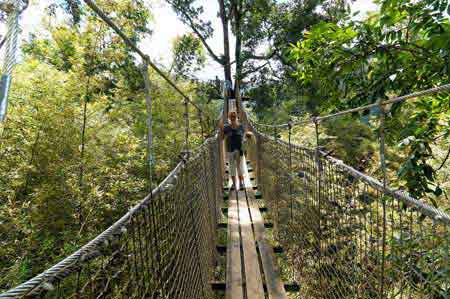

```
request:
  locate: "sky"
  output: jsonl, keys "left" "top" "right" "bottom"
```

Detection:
{"left": 1, "top": 0, "right": 379, "bottom": 80}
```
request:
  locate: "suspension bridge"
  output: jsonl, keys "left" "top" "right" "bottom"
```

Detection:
{"left": 0, "top": 1, "right": 449, "bottom": 299}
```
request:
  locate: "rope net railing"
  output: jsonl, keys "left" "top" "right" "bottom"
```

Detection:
{"left": 0, "top": 135, "right": 222, "bottom": 299}
{"left": 245, "top": 104, "right": 450, "bottom": 298}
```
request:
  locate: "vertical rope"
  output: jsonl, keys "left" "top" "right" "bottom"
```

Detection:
{"left": 313, "top": 117, "right": 322, "bottom": 295}
{"left": 141, "top": 60, "right": 160, "bottom": 297}
{"left": 272, "top": 104, "right": 277, "bottom": 140}
{"left": 198, "top": 108, "right": 206, "bottom": 141}
{"left": 444, "top": 223, "right": 449, "bottom": 295}
{"left": 183, "top": 98, "right": 206, "bottom": 298}
{"left": 184, "top": 99, "right": 190, "bottom": 159}
{"left": 273, "top": 116, "right": 279, "bottom": 236}
{"left": 378, "top": 100, "right": 388, "bottom": 299}
{"left": 256, "top": 128, "right": 262, "bottom": 190}
{"left": 288, "top": 121, "right": 293, "bottom": 221}
{"left": 141, "top": 62, "right": 153, "bottom": 192}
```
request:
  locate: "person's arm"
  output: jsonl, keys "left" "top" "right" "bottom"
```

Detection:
{"left": 244, "top": 123, "right": 253, "bottom": 139}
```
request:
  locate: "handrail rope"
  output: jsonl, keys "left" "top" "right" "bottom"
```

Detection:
{"left": 245, "top": 110, "right": 450, "bottom": 225}
{"left": 249, "top": 83, "right": 450, "bottom": 128}
{"left": 315, "top": 83, "right": 450, "bottom": 122}
{"left": 0, "top": 135, "right": 218, "bottom": 299}
{"left": 81, "top": 0, "right": 204, "bottom": 115}
{"left": 0, "top": 4, "right": 21, "bottom": 122}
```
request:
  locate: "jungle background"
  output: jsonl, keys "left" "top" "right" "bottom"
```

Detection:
{"left": 0, "top": 0, "right": 449, "bottom": 292}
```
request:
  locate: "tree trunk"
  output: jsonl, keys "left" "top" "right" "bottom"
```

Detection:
{"left": 233, "top": 0, "right": 243, "bottom": 114}
{"left": 218, "top": 0, "right": 232, "bottom": 116}
{"left": 78, "top": 85, "right": 89, "bottom": 229}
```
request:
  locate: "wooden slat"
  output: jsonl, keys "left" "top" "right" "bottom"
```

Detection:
{"left": 226, "top": 191, "right": 243, "bottom": 299}
{"left": 238, "top": 190, "right": 265, "bottom": 299}
{"left": 248, "top": 190, "right": 287, "bottom": 299}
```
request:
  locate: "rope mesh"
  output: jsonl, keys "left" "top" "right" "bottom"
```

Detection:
{"left": 0, "top": 136, "right": 222, "bottom": 299}
{"left": 1, "top": 104, "right": 449, "bottom": 298}
{"left": 249, "top": 124, "right": 450, "bottom": 299}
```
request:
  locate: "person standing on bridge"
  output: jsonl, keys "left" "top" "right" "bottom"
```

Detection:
{"left": 220, "top": 110, "right": 252, "bottom": 191}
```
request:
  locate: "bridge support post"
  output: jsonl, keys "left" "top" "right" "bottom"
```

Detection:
{"left": 378, "top": 100, "right": 388, "bottom": 299}
{"left": 141, "top": 62, "right": 153, "bottom": 191}
{"left": 313, "top": 117, "right": 323, "bottom": 297}
{"left": 255, "top": 129, "right": 262, "bottom": 189}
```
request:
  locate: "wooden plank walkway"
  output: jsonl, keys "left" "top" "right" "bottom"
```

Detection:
{"left": 226, "top": 190, "right": 243, "bottom": 298}
{"left": 225, "top": 157, "right": 287, "bottom": 299}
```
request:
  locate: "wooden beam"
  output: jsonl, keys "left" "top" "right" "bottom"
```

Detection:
{"left": 217, "top": 245, "right": 283, "bottom": 255}
{"left": 218, "top": 222, "right": 274, "bottom": 229}
{"left": 222, "top": 207, "right": 267, "bottom": 214}
{"left": 238, "top": 190, "right": 265, "bottom": 299}
{"left": 226, "top": 191, "right": 243, "bottom": 299}
{"left": 210, "top": 281, "right": 300, "bottom": 293}
{"left": 248, "top": 190, "right": 287, "bottom": 299}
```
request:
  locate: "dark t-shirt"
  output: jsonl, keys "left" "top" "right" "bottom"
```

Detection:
{"left": 224, "top": 123, "right": 244, "bottom": 154}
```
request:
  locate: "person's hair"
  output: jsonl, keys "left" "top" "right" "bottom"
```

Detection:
{"left": 228, "top": 111, "right": 240, "bottom": 125}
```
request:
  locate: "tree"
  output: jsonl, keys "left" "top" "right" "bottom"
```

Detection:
{"left": 0, "top": 0, "right": 217, "bottom": 289}
{"left": 290, "top": 0, "right": 450, "bottom": 203}
{"left": 170, "top": 33, "right": 206, "bottom": 79}
{"left": 166, "top": 0, "right": 351, "bottom": 116}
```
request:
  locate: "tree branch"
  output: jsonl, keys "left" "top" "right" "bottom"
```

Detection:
{"left": 241, "top": 61, "right": 270, "bottom": 78}
{"left": 167, "top": 2, "right": 224, "bottom": 65}
{"left": 437, "top": 147, "right": 450, "bottom": 171}
{"left": 188, "top": 20, "right": 224, "bottom": 65}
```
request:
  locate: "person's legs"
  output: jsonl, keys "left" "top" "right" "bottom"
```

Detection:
{"left": 236, "top": 153, "right": 245, "bottom": 190}
{"left": 231, "top": 176, "right": 237, "bottom": 190}
{"left": 229, "top": 151, "right": 237, "bottom": 190}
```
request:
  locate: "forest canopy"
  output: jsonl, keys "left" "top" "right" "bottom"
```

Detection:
{"left": 0, "top": 0, "right": 449, "bottom": 293}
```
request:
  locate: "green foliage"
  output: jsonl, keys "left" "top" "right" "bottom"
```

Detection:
{"left": 321, "top": 117, "right": 375, "bottom": 167}
{"left": 290, "top": 0, "right": 450, "bottom": 202}
{"left": 171, "top": 33, "right": 206, "bottom": 79}
{"left": 0, "top": 1, "right": 214, "bottom": 291}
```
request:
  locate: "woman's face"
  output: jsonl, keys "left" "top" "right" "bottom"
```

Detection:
{"left": 229, "top": 112, "right": 237, "bottom": 121}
